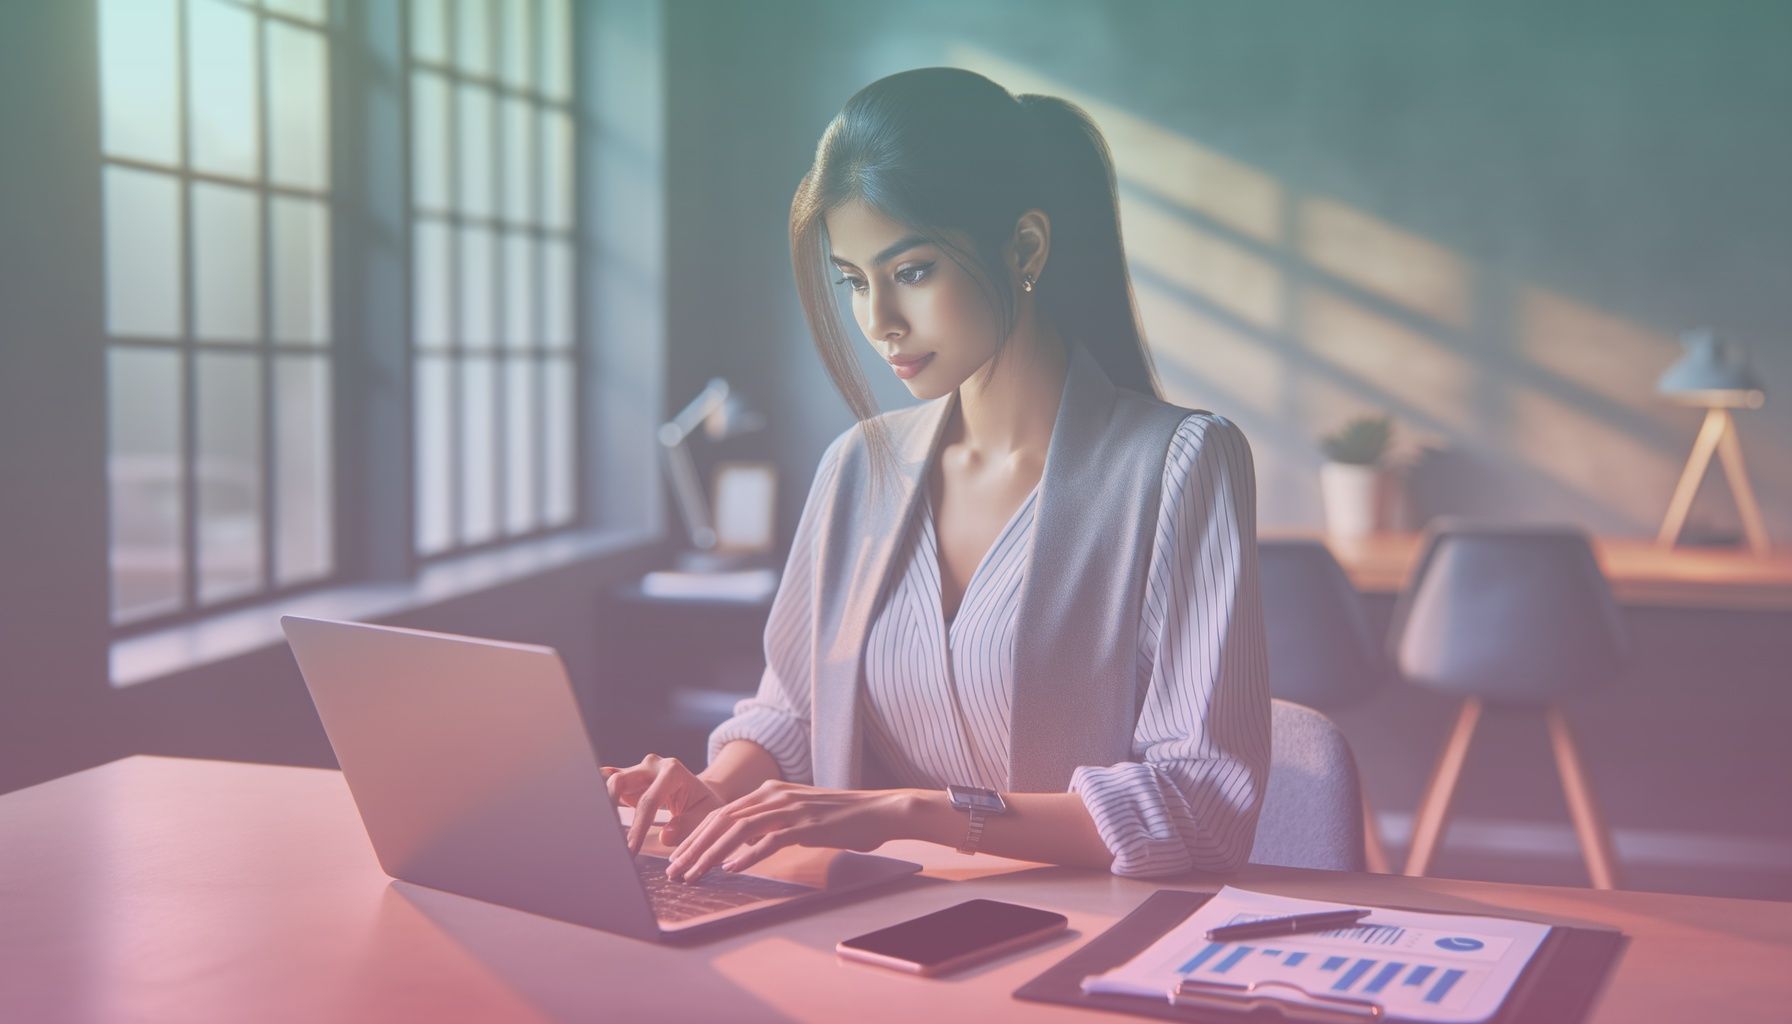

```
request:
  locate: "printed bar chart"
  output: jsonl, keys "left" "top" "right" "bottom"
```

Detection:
{"left": 1177, "top": 946, "right": 1480, "bottom": 1006}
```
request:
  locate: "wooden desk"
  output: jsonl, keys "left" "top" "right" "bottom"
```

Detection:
{"left": 1263, "top": 530, "right": 1792, "bottom": 612}
{"left": 4, "top": 757, "right": 1790, "bottom": 1023}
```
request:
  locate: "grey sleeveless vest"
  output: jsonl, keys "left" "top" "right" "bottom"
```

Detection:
{"left": 808, "top": 342, "right": 1194, "bottom": 792}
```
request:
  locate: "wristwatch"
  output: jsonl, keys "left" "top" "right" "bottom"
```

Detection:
{"left": 946, "top": 784, "right": 1009, "bottom": 855}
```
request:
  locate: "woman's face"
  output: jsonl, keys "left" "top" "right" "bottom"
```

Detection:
{"left": 824, "top": 199, "right": 1004, "bottom": 401}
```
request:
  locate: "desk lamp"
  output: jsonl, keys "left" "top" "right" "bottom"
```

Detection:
{"left": 1656, "top": 328, "right": 1770, "bottom": 554}
{"left": 658, "top": 378, "right": 766, "bottom": 571}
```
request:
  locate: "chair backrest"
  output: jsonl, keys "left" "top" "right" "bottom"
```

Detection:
{"left": 1249, "top": 699, "right": 1367, "bottom": 872}
{"left": 1387, "top": 521, "right": 1628, "bottom": 704}
{"left": 1258, "top": 538, "right": 1387, "bottom": 711}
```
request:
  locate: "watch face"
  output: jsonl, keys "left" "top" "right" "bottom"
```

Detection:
{"left": 948, "top": 785, "right": 1007, "bottom": 813}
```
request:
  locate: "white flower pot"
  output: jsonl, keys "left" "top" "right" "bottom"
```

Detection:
{"left": 1321, "top": 462, "right": 1397, "bottom": 538}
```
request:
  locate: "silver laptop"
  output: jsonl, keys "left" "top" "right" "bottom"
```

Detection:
{"left": 281, "top": 615, "right": 919, "bottom": 942}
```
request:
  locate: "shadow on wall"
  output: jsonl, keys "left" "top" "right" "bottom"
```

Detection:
{"left": 950, "top": 45, "right": 1779, "bottom": 539}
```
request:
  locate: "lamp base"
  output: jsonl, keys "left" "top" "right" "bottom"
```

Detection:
{"left": 672, "top": 548, "right": 770, "bottom": 574}
{"left": 1658, "top": 408, "right": 1771, "bottom": 555}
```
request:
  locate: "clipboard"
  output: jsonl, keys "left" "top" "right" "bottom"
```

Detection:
{"left": 1013, "top": 890, "right": 1626, "bottom": 1024}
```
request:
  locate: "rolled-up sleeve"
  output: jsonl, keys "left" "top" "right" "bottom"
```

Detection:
{"left": 705, "top": 435, "right": 848, "bottom": 785}
{"left": 1068, "top": 414, "right": 1271, "bottom": 877}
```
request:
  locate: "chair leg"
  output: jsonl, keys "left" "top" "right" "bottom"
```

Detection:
{"left": 1403, "top": 698, "right": 1481, "bottom": 877}
{"left": 1362, "top": 791, "right": 1392, "bottom": 874}
{"left": 1546, "top": 707, "right": 1623, "bottom": 890}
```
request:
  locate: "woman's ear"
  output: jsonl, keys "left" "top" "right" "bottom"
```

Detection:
{"left": 1008, "top": 209, "right": 1052, "bottom": 289}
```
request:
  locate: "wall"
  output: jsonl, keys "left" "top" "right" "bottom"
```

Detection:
{"left": 665, "top": 0, "right": 1792, "bottom": 543}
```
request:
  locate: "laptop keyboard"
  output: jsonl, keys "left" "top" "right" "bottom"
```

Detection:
{"left": 634, "top": 855, "right": 815, "bottom": 923}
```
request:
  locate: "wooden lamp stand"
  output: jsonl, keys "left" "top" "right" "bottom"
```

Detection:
{"left": 1656, "top": 407, "right": 1771, "bottom": 555}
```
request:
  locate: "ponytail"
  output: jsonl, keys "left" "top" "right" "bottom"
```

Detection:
{"left": 1017, "top": 94, "right": 1160, "bottom": 399}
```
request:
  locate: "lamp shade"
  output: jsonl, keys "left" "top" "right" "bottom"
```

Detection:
{"left": 1657, "top": 328, "right": 1766, "bottom": 408}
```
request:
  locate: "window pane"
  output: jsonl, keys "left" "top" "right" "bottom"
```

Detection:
{"left": 543, "top": 356, "right": 574, "bottom": 524}
{"left": 542, "top": 238, "right": 573, "bottom": 349}
{"left": 267, "top": 21, "right": 329, "bottom": 190}
{"left": 456, "top": 84, "right": 495, "bottom": 217}
{"left": 540, "top": 108, "right": 573, "bottom": 229}
{"left": 271, "top": 196, "right": 330, "bottom": 345}
{"left": 410, "top": 71, "right": 450, "bottom": 211}
{"left": 104, "top": 167, "right": 183, "bottom": 337}
{"left": 265, "top": 0, "right": 327, "bottom": 23}
{"left": 499, "top": 0, "right": 532, "bottom": 90}
{"left": 460, "top": 356, "right": 497, "bottom": 545}
{"left": 539, "top": 0, "right": 571, "bottom": 100}
{"left": 459, "top": 226, "right": 495, "bottom": 348}
{"left": 187, "top": 0, "right": 260, "bottom": 179}
{"left": 193, "top": 182, "right": 262, "bottom": 342}
{"left": 410, "top": 0, "right": 447, "bottom": 64}
{"left": 502, "top": 232, "right": 532, "bottom": 347}
{"left": 412, "top": 219, "right": 451, "bottom": 348}
{"left": 504, "top": 358, "right": 536, "bottom": 534}
{"left": 109, "top": 348, "right": 185, "bottom": 622}
{"left": 275, "top": 355, "right": 332, "bottom": 585}
{"left": 196, "top": 352, "right": 264, "bottom": 604}
{"left": 100, "top": 0, "right": 180, "bottom": 165}
{"left": 500, "top": 96, "right": 533, "bottom": 224}
{"left": 454, "top": 0, "right": 492, "bottom": 76}
{"left": 415, "top": 355, "right": 452, "bottom": 554}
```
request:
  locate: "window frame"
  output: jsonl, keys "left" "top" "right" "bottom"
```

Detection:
{"left": 102, "top": 0, "right": 595, "bottom": 641}
{"left": 103, "top": 0, "right": 342, "bottom": 636}
{"left": 404, "top": 0, "right": 586, "bottom": 563}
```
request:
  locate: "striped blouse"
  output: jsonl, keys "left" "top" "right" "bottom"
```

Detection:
{"left": 709, "top": 412, "right": 1270, "bottom": 877}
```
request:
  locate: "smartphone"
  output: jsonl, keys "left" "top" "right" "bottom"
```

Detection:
{"left": 836, "top": 899, "right": 1069, "bottom": 976}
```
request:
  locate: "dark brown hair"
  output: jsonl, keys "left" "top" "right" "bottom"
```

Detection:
{"left": 789, "top": 67, "right": 1160, "bottom": 478}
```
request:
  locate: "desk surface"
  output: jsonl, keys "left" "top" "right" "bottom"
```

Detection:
{"left": 1262, "top": 530, "right": 1792, "bottom": 612}
{"left": 4, "top": 757, "right": 1789, "bottom": 1024}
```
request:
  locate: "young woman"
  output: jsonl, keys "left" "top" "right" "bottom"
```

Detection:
{"left": 603, "top": 67, "right": 1269, "bottom": 882}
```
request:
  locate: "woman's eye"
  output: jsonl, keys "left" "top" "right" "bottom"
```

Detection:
{"left": 833, "top": 275, "right": 867, "bottom": 293}
{"left": 895, "top": 263, "right": 933, "bottom": 285}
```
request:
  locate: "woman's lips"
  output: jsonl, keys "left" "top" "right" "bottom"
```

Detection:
{"left": 889, "top": 353, "right": 934, "bottom": 380}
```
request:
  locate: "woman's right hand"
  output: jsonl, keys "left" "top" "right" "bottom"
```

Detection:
{"left": 601, "top": 754, "right": 726, "bottom": 855}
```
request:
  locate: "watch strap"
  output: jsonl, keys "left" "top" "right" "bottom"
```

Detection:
{"left": 957, "top": 806, "right": 990, "bottom": 856}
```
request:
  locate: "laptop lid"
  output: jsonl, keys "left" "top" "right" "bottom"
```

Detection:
{"left": 282, "top": 615, "right": 663, "bottom": 940}
{"left": 281, "top": 616, "right": 920, "bottom": 941}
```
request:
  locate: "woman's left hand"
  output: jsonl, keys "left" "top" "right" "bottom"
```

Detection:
{"left": 664, "top": 780, "right": 913, "bottom": 882}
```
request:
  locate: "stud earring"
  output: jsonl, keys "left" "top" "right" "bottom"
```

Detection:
{"left": 1022, "top": 275, "right": 1035, "bottom": 293}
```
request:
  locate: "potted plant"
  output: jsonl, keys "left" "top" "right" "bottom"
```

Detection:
{"left": 1319, "top": 415, "right": 1397, "bottom": 538}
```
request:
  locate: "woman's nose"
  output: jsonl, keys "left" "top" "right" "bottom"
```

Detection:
{"left": 862, "top": 285, "right": 906, "bottom": 342}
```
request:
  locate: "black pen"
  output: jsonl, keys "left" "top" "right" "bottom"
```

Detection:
{"left": 1206, "top": 909, "right": 1372, "bottom": 942}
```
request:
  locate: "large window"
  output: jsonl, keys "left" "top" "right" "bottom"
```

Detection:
{"left": 100, "top": 0, "right": 335, "bottom": 627}
{"left": 99, "top": 0, "right": 594, "bottom": 636}
{"left": 408, "top": 0, "right": 580, "bottom": 557}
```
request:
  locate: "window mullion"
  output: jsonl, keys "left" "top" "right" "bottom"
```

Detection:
{"left": 488, "top": 0, "right": 507, "bottom": 542}
{"left": 257, "top": 12, "right": 278, "bottom": 593}
{"left": 176, "top": 0, "right": 200, "bottom": 615}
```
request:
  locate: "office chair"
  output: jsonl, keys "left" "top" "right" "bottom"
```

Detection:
{"left": 1258, "top": 538, "right": 1393, "bottom": 871}
{"left": 1249, "top": 699, "right": 1368, "bottom": 872}
{"left": 1388, "top": 522, "right": 1628, "bottom": 889}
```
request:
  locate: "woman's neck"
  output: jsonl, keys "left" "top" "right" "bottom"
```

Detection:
{"left": 950, "top": 319, "right": 1069, "bottom": 462}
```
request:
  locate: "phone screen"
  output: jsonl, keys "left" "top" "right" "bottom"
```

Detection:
{"left": 838, "top": 899, "right": 1067, "bottom": 969}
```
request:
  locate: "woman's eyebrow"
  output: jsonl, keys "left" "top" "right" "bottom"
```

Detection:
{"left": 829, "top": 234, "right": 930, "bottom": 271}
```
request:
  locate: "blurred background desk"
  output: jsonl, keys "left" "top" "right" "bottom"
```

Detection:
{"left": 593, "top": 570, "right": 777, "bottom": 767}
{"left": 1264, "top": 531, "right": 1792, "bottom": 612}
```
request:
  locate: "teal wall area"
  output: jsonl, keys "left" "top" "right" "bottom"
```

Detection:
{"left": 664, "top": 0, "right": 1792, "bottom": 541}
